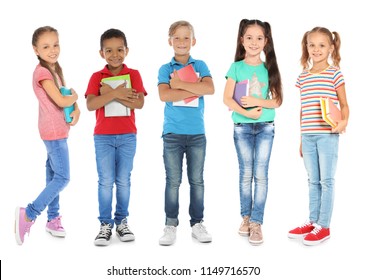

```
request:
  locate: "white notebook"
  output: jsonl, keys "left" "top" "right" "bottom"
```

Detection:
{"left": 173, "top": 97, "right": 199, "bottom": 107}
{"left": 101, "top": 74, "right": 131, "bottom": 117}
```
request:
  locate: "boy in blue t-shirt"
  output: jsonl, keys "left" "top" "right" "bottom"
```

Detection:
{"left": 157, "top": 20, "right": 215, "bottom": 246}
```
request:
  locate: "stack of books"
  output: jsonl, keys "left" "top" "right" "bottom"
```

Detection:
{"left": 172, "top": 64, "right": 199, "bottom": 107}
{"left": 102, "top": 74, "right": 131, "bottom": 117}
{"left": 320, "top": 97, "right": 341, "bottom": 127}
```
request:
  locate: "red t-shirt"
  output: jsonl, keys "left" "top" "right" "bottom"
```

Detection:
{"left": 85, "top": 64, "right": 147, "bottom": 135}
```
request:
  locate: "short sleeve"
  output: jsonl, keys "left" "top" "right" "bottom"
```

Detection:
{"left": 34, "top": 66, "right": 53, "bottom": 87}
{"left": 225, "top": 63, "right": 237, "bottom": 81}
{"left": 295, "top": 76, "right": 301, "bottom": 89}
{"left": 193, "top": 60, "right": 211, "bottom": 79}
{"left": 333, "top": 69, "right": 345, "bottom": 89}
{"left": 129, "top": 69, "right": 147, "bottom": 96}
{"left": 158, "top": 64, "right": 171, "bottom": 85}
{"left": 85, "top": 72, "right": 102, "bottom": 97}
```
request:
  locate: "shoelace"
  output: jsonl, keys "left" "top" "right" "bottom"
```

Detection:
{"left": 310, "top": 225, "right": 322, "bottom": 235}
{"left": 241, "top": 217, "right": 250, "bottom": 227}
{"left": 99, "top": 224, "right": 112, "bottom": 237}
{"left": 195, "top": 222, "right": 208, "bottom": 233}
{"left": 50, "top": 216, "right": 64, "bottom": 230}
{"left": 164, "top": 226, "right": 176, "bottom": 234}
{"left": 299, "top": 222, "right": 312, "bottom": 229}
{"left": 24, "top": 221, "right": 34, "bottom": 236}
{"left": 249, "top": 223, "right": 261, "bottom": 236}
{"left": 118, "top": 223, "right": 131, "bottom": 234}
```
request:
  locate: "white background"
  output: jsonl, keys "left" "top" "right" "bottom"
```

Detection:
{"left": 1, "top": 0, "right": 364, "bottom": 279}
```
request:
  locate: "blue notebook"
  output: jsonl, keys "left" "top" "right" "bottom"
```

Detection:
{"left": 60, "top": 86, "right": 74, "bottom": 123}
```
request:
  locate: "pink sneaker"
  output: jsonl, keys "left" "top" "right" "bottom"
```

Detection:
{"left": 46, "top": 216, "right": 66, "bottom": 237}
{"left": 15, "top": 207, "right": 34, "bottom": 245}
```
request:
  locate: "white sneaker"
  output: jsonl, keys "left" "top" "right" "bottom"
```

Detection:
{"left": 159, "top": 226, "right": 176, "bottom": 246}
{"left": 192, "top": 222, "right": 212, "bottom": 243}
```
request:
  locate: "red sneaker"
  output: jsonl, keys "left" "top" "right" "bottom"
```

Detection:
{"left": 303, "top": 225, "right": 330, "bottom": 246}
{"left": 288, "top": 222, "right": 314, "bottom": 239}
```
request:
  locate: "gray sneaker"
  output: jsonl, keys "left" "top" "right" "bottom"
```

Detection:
{"left": 238, "top": 216, "right": 250, "bottom": 236}
{"left": 159, "top": 226, "right": 176, "bottom": 246}
{"left": 192, "top": 222, "right": 212, "bottom": 243}
{"left": 248, "top": 222, "right": 263, "bottom": 245}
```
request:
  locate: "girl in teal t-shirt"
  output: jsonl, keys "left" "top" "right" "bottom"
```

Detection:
{"left": 226, "top": 60, "right": 275, "bottom": 124}
{"left": 223, "top": 19, "right": 283, "bottom": 246}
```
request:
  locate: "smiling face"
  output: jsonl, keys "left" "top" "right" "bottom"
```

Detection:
{"left": 241, "top": 24, "right": 267, "bottom": 58}
{"left": 32, "top": 31, "right": 60, "bottom": 68}
{"left": 306, "top": 31, "right": 334, "bottom": 66}
{"left": 169, "top": 25, "right": 196, "bottom": 57}
{"left": 100, "top": 37, "right": 129, "bottom": 74}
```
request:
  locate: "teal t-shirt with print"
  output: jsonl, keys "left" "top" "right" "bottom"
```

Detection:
{"left": 226, "top": 60, "right": 275, "bottom": 123}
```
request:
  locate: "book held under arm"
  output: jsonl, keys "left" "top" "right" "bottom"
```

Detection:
{"left": 59, "top": 86, "right": 75, "bottom": 123}
{"left": 172, "top": 64, "right": 199, "bottom": 107}
{"left": 320, "top": 97, "right": 341, "bottom": 127}
{"left": 233, "top": 80, "right": 250, "bottom": 106}
{"left": 102, "top": 74, "right": 131, "bottom": 117}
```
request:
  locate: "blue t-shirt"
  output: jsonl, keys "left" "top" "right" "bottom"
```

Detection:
{"left": 158, "top": 56, "right": 212, "bottom": 135}
{"left": 226, "top": 60, "right": 275, "bottom": 123}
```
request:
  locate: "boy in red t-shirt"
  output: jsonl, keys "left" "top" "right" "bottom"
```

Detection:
{"left": 85, "top": 28, "right": 147, "bottom": 246}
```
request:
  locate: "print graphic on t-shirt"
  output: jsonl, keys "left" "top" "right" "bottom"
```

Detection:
{"left": 249, "top": 73, "right": 265, "bottom": 98}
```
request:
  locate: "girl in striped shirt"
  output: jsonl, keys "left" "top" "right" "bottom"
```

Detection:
{"left": 288, "top": 27, "right": 349, "bottom": 245}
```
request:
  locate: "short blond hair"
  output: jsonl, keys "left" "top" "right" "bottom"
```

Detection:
{"left": 168, "top": 20, "right": 195, "bottom": 38}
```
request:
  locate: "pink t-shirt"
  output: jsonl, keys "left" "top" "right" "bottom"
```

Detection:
{"left": 33, "top": 64, "right": 70, "bottom": 140}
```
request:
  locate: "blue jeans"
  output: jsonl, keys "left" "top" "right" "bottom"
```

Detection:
{"left": 234, "top": 122, "right": 275, "bottom": 225}
{"left": 26, "top": 138, "right": 70, "bottom": 221}
{"left": 163, "top": 133, "right": 206, "bottom": 227}
{"left": 94, "top": 134, "right": 136, "bottom": 227}
{"left": 302, "top": 134, "right": 339, "bottom": 228}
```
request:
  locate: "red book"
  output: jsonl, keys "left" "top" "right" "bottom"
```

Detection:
{"left": 171, "top": 64, "right": 199, "bottom": 106}
{"left": 175, "top": 64, "right": 199, "bottom": 83}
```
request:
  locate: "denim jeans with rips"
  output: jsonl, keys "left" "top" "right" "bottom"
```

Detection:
{"left": 234, "top": 122, "right": 275, "bottom": 225}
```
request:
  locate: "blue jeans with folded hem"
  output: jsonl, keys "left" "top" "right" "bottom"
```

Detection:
{"left": 302, "top": 134, "right": 339, "bottom": 228}
{"left": 26, "top": 138, "right": 70, "bottom": 221}
{"left": 163, "top": 133, "right": 206, "bottom": 227}
{"left": 94, "top": 134, "right": 136, "bottom": 227}
{"left": 234, "top": 122, "right": 275, "bottom": 225}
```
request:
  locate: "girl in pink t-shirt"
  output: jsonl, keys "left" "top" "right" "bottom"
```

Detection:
{"left": 14, "top": 26, "right": 80, "bottom": 245}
